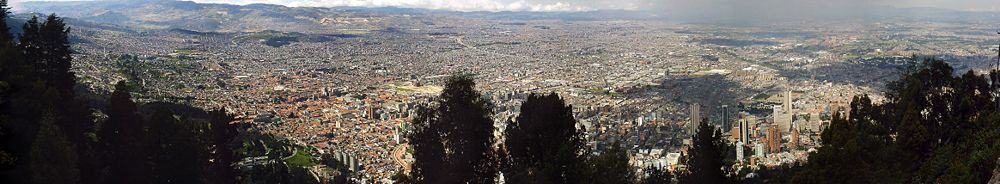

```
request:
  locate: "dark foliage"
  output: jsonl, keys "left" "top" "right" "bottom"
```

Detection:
{"left": 503, "top": 92, "right": 588, "bottom": 184}
{"left": 641, "top": 166, "right": 673, "bottom": 184}
{"left": 791, "top": 57, "right": 1000, "bottom": 183}
{"left": 29, "top": 113, "right": 79, "bottom": 184}
{"left": 0, "top": 0, "right": 10, "bottom": 43}
{"left": 586, "top": 142, "right": 636, "bottom": 184}
{"left": 404, "top": 75, "right": 500, "bottom": 183}
{"left": 0, "top": 11, "right": 94, "bottom": 184}
{"left": 210, "top": 109, "right": 240, "bottom": 184}
{"left": 0, "top": 9, "right": 253, "bottom": 184}
{"left": 0, "top": 8, "right": 16, "bottom": 169}
{"left": 100, "top": 82, "right": 152, "bottom": 183}
{"left": 148, "top": 107, "right": 208, "bottom": 184}
{"left": 679, "top": 120, "right": 729, "bottom": 184}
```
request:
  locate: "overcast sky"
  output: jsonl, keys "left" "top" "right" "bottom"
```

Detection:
{"left": 188, "top": 0, "right": 999, "bottom": 12}
{"left": 13, "top": 0, "right": 1000, "bottom": 12}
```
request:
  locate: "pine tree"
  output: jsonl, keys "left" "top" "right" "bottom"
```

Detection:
{"left": 39, "top": 14, "right": 74, "bottom": 98}
{"left": 100, "top": 82, "right": 151, "bottom": 184}
{"left": 0, "top": 13, "right": 42, "bottom": 184}
{"left": 586, "top": 142, "right": 636, "bottom": 184}
{"left": 0, "top": 0, "right": 15, "bottom": 168}
{"left": 209, "top": 108, "right": 239, "bottom": 183}
{"left": 405, "top": 75, "right": 499, "bottom": 183}
{"left": 38, "top": 14, "right": 92, "bottom": 145}
{"left": 405, "top": 105, "right": 447, "bottom": 183}
{"left": 29, "top": 13, "right": 101, "bottom": 184}
{"left": 29, "top": 113, "right": 80, "bottom": 184}
{"left": 0, "top": 0, "right": 12, "bottom": 43}
{"left": 147, "top": 107, "right": 203, "bottom": 184}
{"left": 680, "top": 121, "right": 728, "bottom": 184}
{"left": 19, "top": 16, "right": 42, "bottom": 79}
{"left": 504, "top": 92, "right": 587, "bottom": 183}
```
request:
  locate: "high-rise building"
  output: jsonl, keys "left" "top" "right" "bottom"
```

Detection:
{"left": 735, "top": 141, "right": 745, "bottom": 162}
{"left": 739, "top": 118, "right": 751, "bottom": 144}
{"left": 766, "top": 125, "right": 781, "bottom": 153}
{"left": 754, "top": 143, "right": 765, "bottom": 158}
{"left": 790, "top": 125, "right": 800, "bottom": 150}
{"left": 720, "top": 105, "right": 731, "bottom": 132}
{"left": 774, "top": 105, "right": 793, "bottom": 133}
{"left": 730, "top": 127, "right": 740, "bottom": 141}
{"left": 785, "top": 90, "right": 793, "bottom": 112}
{"left": 779, "top": 90, "right": 794, "bottom": 133}
{"left": 689, "top": 103, "right": 701, "bottom": 134}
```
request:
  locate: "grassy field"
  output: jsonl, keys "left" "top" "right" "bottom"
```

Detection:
{"left": 284, "top": 148, "right": 316, "bottom": 167}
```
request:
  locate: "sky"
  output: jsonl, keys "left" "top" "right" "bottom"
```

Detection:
{"left": 13, "top": 0, "right": 1000, "bottom": 12}
{"left": 190, "top": 0, "right": 1000, "bottom": 12}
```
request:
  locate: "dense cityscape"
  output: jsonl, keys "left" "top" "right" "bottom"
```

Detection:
{"left": 1, "top": 0, "right": 1000, "bottom": 183}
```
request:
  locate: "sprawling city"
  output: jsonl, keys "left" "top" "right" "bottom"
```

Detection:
{"left": 0, "top": 0, "right": 999, "bottom": 183}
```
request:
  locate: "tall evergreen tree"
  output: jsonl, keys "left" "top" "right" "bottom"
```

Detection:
{"left": 0, "top": 0, "right": 16, "bottom": 169}
{"left": 586, "top": 142, "right": 636, "bottom": 184}
{"left": 679, "top": 121, "right": 728, "bottom": 184}
{"left": 405, "top": 75, "right": 499, "bottom": 183}
{"left": 26, "top": 14, "right": 103, "bottom": 184}
{"left": 29, "top": 113, "right": 80, "bottom": 184}
{"left": 405, "top": 105, "right": 447, "bottom": 183}
{"left": 209, "top": 109, "right": 239, "bottom": 184}
{"left": 0, "top": 13, "right": 42, "bottom": 184}
{"left": 0, "top": 0, "right": 11, "bottom": 44}
{"left": 0, "top": 16, "right": 60, "bottom": 180}
{"left": 503, "top": 92, "right": 588, "bottom": 184}
{"left": 19, "top": 16, "right": 42, "bottom": 80}
{"left": 37, "top": 14, "right": 91, "bottom": 144}
{"left": 38, "top": 14, "right": 74, "bottom": 98}
{"left": 100, "top": 82, "right": 151, "bottom": 184}
{"left": 147, "top": 107, "right": 204, "bottom": 184}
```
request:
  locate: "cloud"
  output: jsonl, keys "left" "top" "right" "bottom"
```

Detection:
{"left": 15, "top": 0, "right": 999, "bottom": 12}
{"left": 179, "top": 0, "right": 999, "bottom": 12}
{"left": 186, "top": 0, "right": 603, "bottom": 12}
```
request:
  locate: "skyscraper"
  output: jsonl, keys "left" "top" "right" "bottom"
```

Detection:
{"left": 689, "top": 103, "right": 701, "bottom": 134}
{"left": 735, "top": 141, "right": 745, "bottom": 162}
{"left": 776, "top": 91, "right": 794, "bottom": 133}
{"left": 790, "top": 124, "right": 800, "bottom": 150}
{"left": 766, "top": 125, "right": 781, "bottom": 153}
{"left": 785, "top": 90, "right": 793, "bottom": 112}
{"left": 739, "top": 118, "right": 751, "bottom": 144}
{"left": 721, "top": 105, "right": 731, "bottom": 132}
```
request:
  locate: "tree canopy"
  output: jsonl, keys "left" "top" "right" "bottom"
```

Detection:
{"left": 503, "top": 92, "right": 588, "bottom": 184}
{"left": 680, "top": 120, "right": 730, "bottom": 184}
{"left": 404, "top": 75, "right": 500, "bottom": 183}
{"left": 791, "top": 57, "right": 1000, "bottom": 183}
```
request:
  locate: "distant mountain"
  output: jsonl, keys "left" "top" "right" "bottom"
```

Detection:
{"left": 5, "top": 13, "right": 137, "bottom": 45}
{"left": 14, "top": 0, "right": 673, "bottom": 32}
{"left": 15, "top": 0, "right": 421, "bottom": 33}
{"left": 13, "top": 0, "right": 998, "bottom": 31}
{"left": 448, "top": 9, "right": 669, "bottom": 21}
